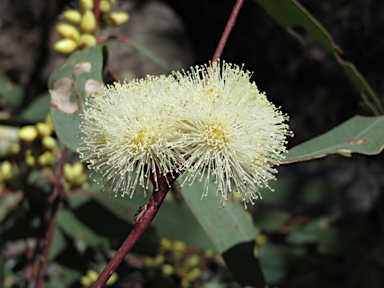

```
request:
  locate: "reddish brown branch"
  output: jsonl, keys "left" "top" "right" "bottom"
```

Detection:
{"left": 212, "top": 0, "right": 245, "bottom": 63}
{"left": 34, "top": 146, "right": 68, "bottom": 288}
{"left": 93, "top": 0, "right": 101, "bottom": 35}
{"left": 91, "top": 173, "right": 176, "bottom": 288}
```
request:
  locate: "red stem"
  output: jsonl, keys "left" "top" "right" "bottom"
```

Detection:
{"left": 34, "top": 147, "right": 68, "bottom": 288}
{"left": 91, "top": 173, "right": 176, "bottom": 288}
{"left": 212, "top": 0, "right": 245, "bottom": 63}
{"left": 93, "top": 0, "right": 101, "bottom": 35}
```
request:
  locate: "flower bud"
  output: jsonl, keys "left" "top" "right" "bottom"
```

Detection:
{"left": 80, "top": 10, "right": 97, "bottom": 33}
{"left": 80, "top": 276, "right": 93, "bottom": 287}
{"left": 64, "top": 163, "right": 74, "bottom": 182}
{"left": 108, "top": 12, "right": 129, "bottom": 26}
{"left": 78, "top": 33, "right": 97, "bottom": 48}
{"left": 55, "top": 23, "right": 80, "bottom": 41}
{"left": 10, "top": 143, "right": 20, "bottom": 154}
{"left": 45, "top": 114, "right": 55, "bottom": 131}
{"left": 106, "top": 272, "right": 118, "bottom": 286}
{"left": 54, "top": 38, "right": 78, "bottom": 54}
{"left": 72, "top": 161, "right": 84, "bottom": 177}
{"left": 80, "top": 0, "right": 94, "bottom": 11}
{"left": 1, "top": 161, "right": 12, "bottom": 180}
{"left": 38, "top": 151, "right": 55, "bottom": 166}
{"left": 25, "top": 155, "right": 36, "bottom": 167}
{"left": 42, "top": 136, "right": 56, "bottom": 150}
{"left": 36, "top": 122, "right": 52, "bottom": 137}
{"left": 63, "top": 10, "right": 82, "bottom": 25}
{"left": 18, "top": 125, "right": 38, "bottom": 142}
{"left": 161, "top": 264, "right": 174, "bottom": 276}
{"left": 86, "top": 270, "right": 99, "bottom": 282}
{"left": 99, "top": 0, "right": 112, "bottom": 14}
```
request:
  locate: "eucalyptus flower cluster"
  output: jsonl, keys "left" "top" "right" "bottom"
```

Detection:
{"left": 79, "top": 61, "right": 291, "bottom": 206}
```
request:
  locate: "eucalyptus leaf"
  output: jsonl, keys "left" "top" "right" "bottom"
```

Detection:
{"left": 254, "top": 0, "right": 383, "bottom": 113}
{"left": 48, "top": 45, "right": 108, "bottom": 152}
{"left": 283, "top": 116, "right": 384, "bottom": 163}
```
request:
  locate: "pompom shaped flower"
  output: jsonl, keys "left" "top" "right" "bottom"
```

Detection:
{"left": 169, "top": 61, "right": 291, "bottom": 207}
{"left": 78, "top": 76, "right": 180, "bottom": 197}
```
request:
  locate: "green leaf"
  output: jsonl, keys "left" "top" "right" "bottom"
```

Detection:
{"left": 47, "top": 265, "right": 82, "bottom": 288}
{"left": 56, "top": 207, "right": 111, "bottom": 250}
{"left": 283, "top": 116, "right": 384, "bottom": 163}
{"left": 252, "top": 210, "right": 290, "bottom": 229}
{"left": 126, "top": 38, "right": 172, "bottom": 71}
{"left": 254, "top": 0, "right": 383, "bottom": 114}
{"left": 48, "top": 226, "right": 67, "bottom": 260}
{"left": 0, "top": 76, "right": 24, "bottom": 109}
{"left": 22, "top": 92, "right": 50, "bottom": 122}
{"left": 48, "top": 45, "right": 108, "bottom": 152}
{"left": 180, "top": 178, "right": 265, "bottom": 287}
{"left": 180, "top": 179, "right": 256, "bottom": 253}
{"left": 84, "top": 181, "right": 215, "bottom": 250}
{"left": 259, "top": 243, "right": 286, "bottom": 284}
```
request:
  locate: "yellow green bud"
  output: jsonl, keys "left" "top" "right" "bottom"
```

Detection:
{"left": 86, "top": 270, "right": 99, "bottom": 282}
{"left": 63, "top": 10, "right": 82, "bottom": 25}
{"left": 160, "top": 237, "right": 172, "bottom": 250}
{"left": 153, "top": 254, "right": 165, "bottom": 266}
{"left": 161, "top": 264, "right": 174, "bottom": 276}
{"left": 80, "top": 275, "right": 93, "bottom": 287}
{"left": 42, "top": 136, "right": 56, "bottom": 150}
{"left": 10, "top": 143, "right": 20, "bottom": 154}
{"left": 106, "top": 272, "right": 118, "bottom": 286}
{"left": 99, "top": 0, "right": 112, "bottom": 14}
{"left": 78, "top": 33, "right": 97, "bottom": 48}
{"left": 64, "top": 163, "right": 74, "bottom": 182}
{"left": 1, "top": 161, "right": 12, "bottom": 180}
{"left": 187, "top": 267, "right": 201, "bottom": 281}
{"left": 19, "top": 125, "right": 38, "bottom": 142}
{"left": 172, "top": 240, "right": 186, "bottom": 251}
{"left": 38, "top": 151, "right": 55, "bottom": 166}
{"left": 181, "top": 279, "right": 190, "bottom": 288}
{"left": 144, "top": 257, "right": 155, "bottom": 268}
{"left": 80, "top": 0, "right": 94, "bottom": 11}
{"left": 80, "top": 10, "right": 97, "bottom": 33}
{"left": 108, "top": 12, "right": 129, "bottom": 26}
{"left": 185, "top": 254, "right": 200, "bottom": 268}
{"left": 72, "top": 162, "right": 84, "bottom": 177}
{"left": 45, "top": 114, "right": 54, "bottom": 131}
{"left": 36, "top": 122, "right": 52, "bottom": 137}
{"left": 55, "top": 23, "right": 80, "bottom": 41}
{"left": 54, "top": 38, "right": 78, "bottom": 54}
{"left": 25, "top": 155, "right": 36, "bottom": 167}
{"left": 204, "top": 249, "right": 214, "bottom": 259}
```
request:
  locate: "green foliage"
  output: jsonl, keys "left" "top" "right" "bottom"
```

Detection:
{"left": 284, "top": 116, "right": 384, "bottom": 163}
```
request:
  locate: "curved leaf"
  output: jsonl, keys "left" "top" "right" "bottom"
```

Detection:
{"left": 254, "top": 0, "right": 383, "bottom": 114}
{"left": 48, "top": 45, "right": 108, "bottom": 152}
{"left": 283, "top": 115, "right": 384, "bottom": 163}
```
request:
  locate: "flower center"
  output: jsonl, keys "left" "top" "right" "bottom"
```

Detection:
{"left": 131, "top": 130, "right": 153, "bottom": 151}
{"left": 204, "top": 125, "right": 227, "bottom": 148}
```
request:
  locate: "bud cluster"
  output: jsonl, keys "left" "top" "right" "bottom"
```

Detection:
{"left": 143, "top": 237, "right": 216, "bottom": 288}
{"left": 54, "top": 0, "right": 130, "bottom": 54}
{"left": 19, "top": 115, "right": 57, "bottom": 169}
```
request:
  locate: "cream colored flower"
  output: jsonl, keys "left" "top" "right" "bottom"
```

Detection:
{"left": 170, "top": 61, "right": 291, "bottom": 207}
{"left": 78, "top": 76, "right": 180, "bottom": 197}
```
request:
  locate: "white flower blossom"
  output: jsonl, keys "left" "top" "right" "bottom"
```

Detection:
{"left": 169, "top": 61, "right": 291, "bottom": 207}
{"left": 78, "top": 61, "right": 291, "bottom": 206}
{"left": 78, "top": 75, "right": 180, "bottom": 197}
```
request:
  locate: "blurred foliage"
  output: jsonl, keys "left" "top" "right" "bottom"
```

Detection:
{"left": 1, "top": 0, "right": 384, "bottom": 288}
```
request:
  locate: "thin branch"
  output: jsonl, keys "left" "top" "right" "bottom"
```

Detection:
{"left": 90, "top": 173, "right": 176, "bottom": 288}
{"left": 212, "top": 0, "right": 245, "bottom": 63}
{"left": 107, "top": 66, "right": 120, "bottom": 82}
{"left": 93, "top": 0, "right": 101, "bottom": 35}
{"left": 34, "top": 146, "right": 68, "bottom": 288}
{"left": 71, "top": 77, "right": 86, "bottom": 112}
